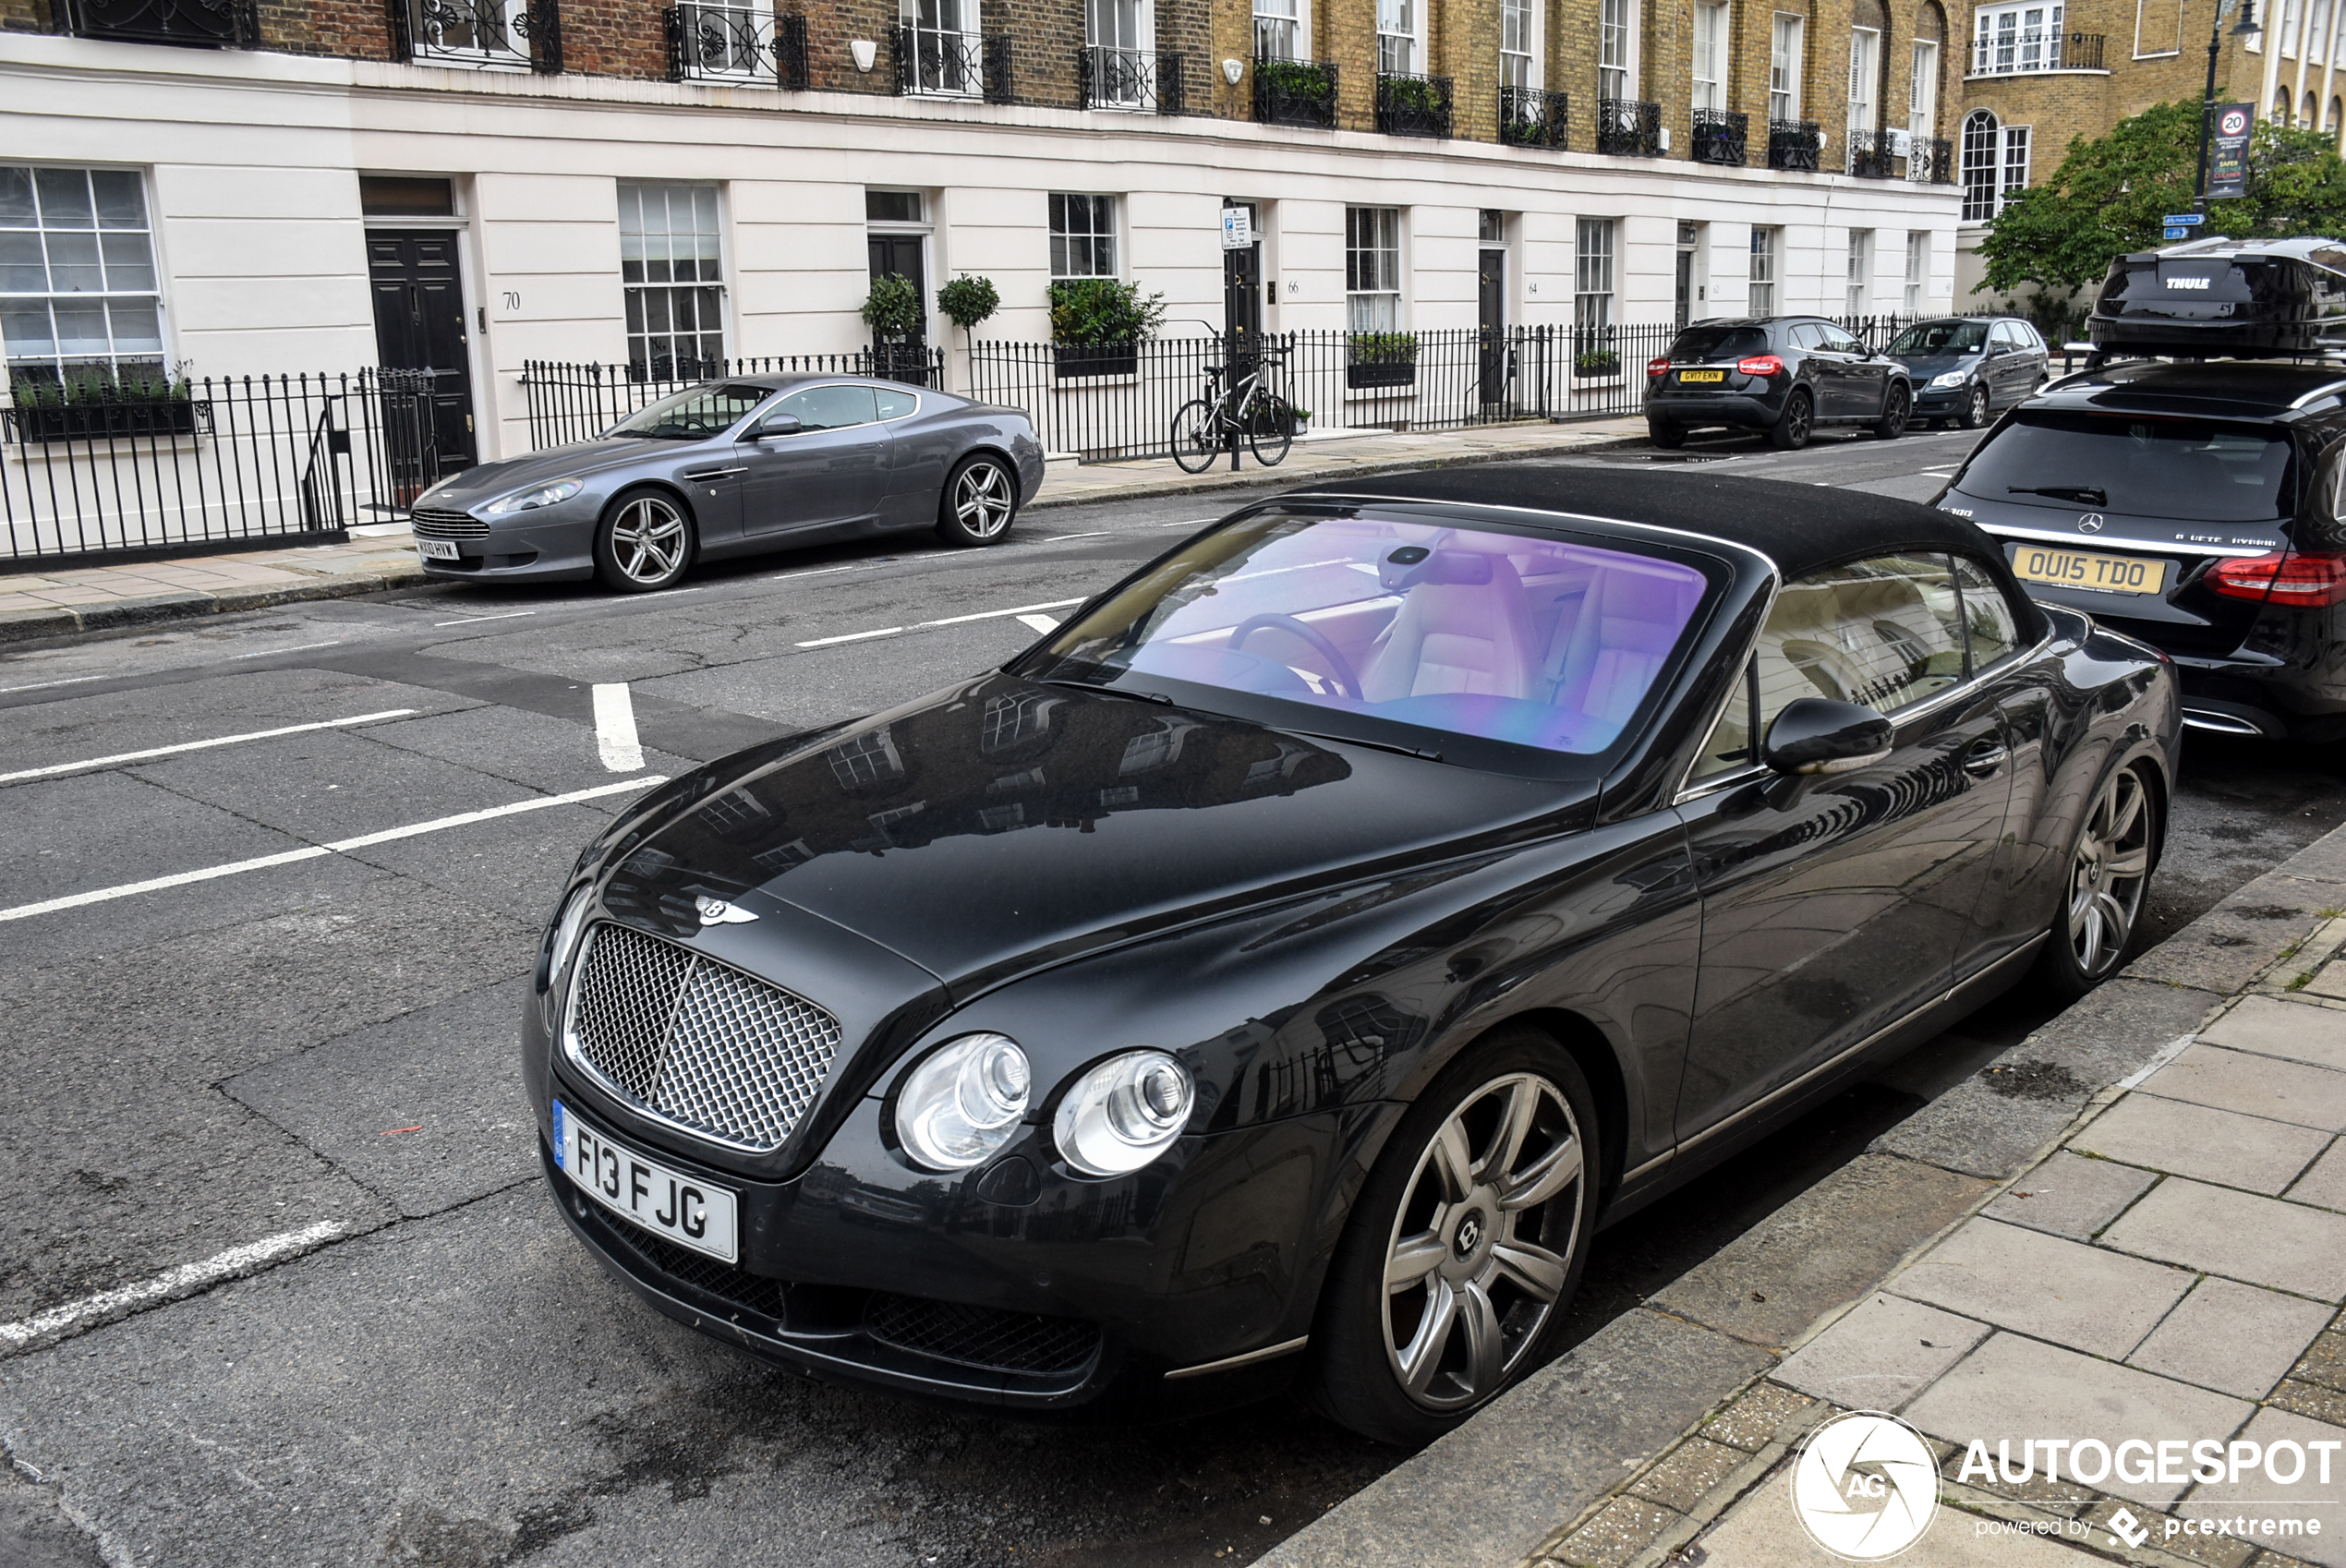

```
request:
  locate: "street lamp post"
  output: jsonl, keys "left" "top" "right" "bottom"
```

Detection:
{"left": 2195, "top": 0, "right": 2263, "bottom": 211}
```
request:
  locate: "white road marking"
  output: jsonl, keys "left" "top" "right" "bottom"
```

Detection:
{"left": 1046, "top": 530, "right": 1111, "bottom": 540}
{"left": 0, "top": 708, "right": 418, "bottom": 785}
{"left": 795, "top": 626, "right": 904, "bottom": 648}
{"left": 1160, "top": 517, "right": 1220, "bottom": 526}
{"left": 0, "top": 1220, "right": 345, "bottom": 1352}
{"left": 794, "top": 596, "right": 1090, "bottom": 649}
{"left": 592, "top": 683, "right": 645, "bottom": 773}
{"left": 0, "top": 673, "right": 110, "bottom": 695}
{"left": 920, "top": 597, "right": 1086, "bottom": 628}
{"left": 0, "top": 776, "right": 668, "bottom": 923}
{"left": 433, "top": 610, "right": 537, "bottom": 627}
{"left": 764, "top": 565, "right": 861, "bottom": 583}
{"left": 230, "top": 639, "right": 344, "bottom": 658}
{"left": 1016, "top": 613, "right": 1062, "bottom": 634}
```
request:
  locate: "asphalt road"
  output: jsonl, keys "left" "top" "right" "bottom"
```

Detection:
{"left": 2, "top": 428, "right": 2341, "bottom": 1568}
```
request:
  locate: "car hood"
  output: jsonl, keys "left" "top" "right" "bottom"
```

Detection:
{"left": 607, "top": 672, "right": 1591, "bottom": 995}
{"left": 1891, "top": 353, "right": 1978, "bottom": 379}
{"left": 414, "top": 436, "right": 707, "bottom": 510}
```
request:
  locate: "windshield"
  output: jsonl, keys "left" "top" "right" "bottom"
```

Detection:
{"left": 1887, "top": 320, "right": 1989, "bottom": 355}
{"left": 1957, "top": 411, "right": 2294, "bottom": 523}
{"left": 1667, "top": 326, "right": 1769, "bottom": 362}
{"left": 608, "top": 382, "right": 770, "bottom": 440}
{"left": 1013, "top": 509, "right": 1715, "bottom": 770}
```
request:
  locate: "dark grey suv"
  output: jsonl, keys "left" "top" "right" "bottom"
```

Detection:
{"left": 1644, "top": 317, "right": 1913, "bottom": 450}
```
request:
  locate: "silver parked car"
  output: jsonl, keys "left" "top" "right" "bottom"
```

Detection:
{"left": 408, "top": 376, "right": 1048, "bottom": 591}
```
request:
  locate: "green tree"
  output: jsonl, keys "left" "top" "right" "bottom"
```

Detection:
{"left": 1979, "top": 101, "right": 2346, "bottom": 298}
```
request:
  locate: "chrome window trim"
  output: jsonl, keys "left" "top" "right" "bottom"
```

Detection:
{"left": 1977, "top": 520, "right": 2273, "bottom": 558}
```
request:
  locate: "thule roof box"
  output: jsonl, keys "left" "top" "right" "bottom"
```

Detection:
{"left": 2086, "top": 235, "right": 2346, "bottom": 362}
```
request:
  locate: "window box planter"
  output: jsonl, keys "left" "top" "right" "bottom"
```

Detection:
{"left": 1346, "top": 360, "right": 1418, "bottom": 389}
{"left": 1052, "top": 344, "right": 1141, "bottom": 379}
{"left": 1572, "top": 352, "right": 1622, "bottom": 379}
{"left": 4, "top": 392, "right": 205, "bottom": 443}
{"left": 1347, "top": 332, "right": 1419, "bottom": 389}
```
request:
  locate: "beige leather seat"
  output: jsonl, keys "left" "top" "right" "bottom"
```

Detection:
{"left": 1360, "top": 551, "right": 1537, "bottom": 702}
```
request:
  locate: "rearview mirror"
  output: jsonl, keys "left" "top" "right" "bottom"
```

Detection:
{"left": 754, "top": 415, "right": 803, "bottom": 439}
{"left": 1761, "top": 698, "right": 1894, "bottom": 775}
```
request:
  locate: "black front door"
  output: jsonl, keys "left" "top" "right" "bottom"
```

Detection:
{"left": 366, "top": 230, "right": 476, "bottom": 476}
{"left": 1478, "top": 247, "right": 1508, "bottom": 404}
{"left": 1223, "top": 238, "right": 1263, "bottom": 344}
{"left": 866, "top": 234, "right": 929, "bottom": 383}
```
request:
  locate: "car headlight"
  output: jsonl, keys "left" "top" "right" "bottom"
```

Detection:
{"left": 895, "top": 1033, "right": 1032, "bottom": 1171}
{"left": 1929, "top": 371, "right": 1969, "bottom": 389}
{"left": 543, "top": 885, "right": 594, "bottom": 988}
{"left": 486, "top": 478, "right": 584, "bottom": 513}
{"left": 1053, "top": 1050, "right": 1193, "bottom": 1177}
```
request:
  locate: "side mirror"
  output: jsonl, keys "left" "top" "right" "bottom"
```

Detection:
{"left": 753, "top": 415, "right": 804, "bottom": 439}
{"left": 1762, "top": 698, "right": 1894, "bottom": 775}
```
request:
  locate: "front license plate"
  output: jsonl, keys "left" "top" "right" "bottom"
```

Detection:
{"left": 1676, "top": 369, "right": 1725, "bottom": 384}
{"left": 2010, "top": 545, "right": 2171, "bottom": 597}
{"left": 551, "top": 1098, "right": 739, "bottom": 1262}
{"left": 417, "top": 538, "right": 461, "bottom": 561}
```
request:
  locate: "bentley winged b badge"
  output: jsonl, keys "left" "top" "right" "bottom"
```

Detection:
{"left": 695, "top": 895, "right": 757, "bottom": 926}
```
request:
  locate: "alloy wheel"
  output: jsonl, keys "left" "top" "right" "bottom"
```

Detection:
{"left": 1965, "top": 386, "right": 1989, "bottom": 428}
{"left": 2067, "top": 767, "right": 2153, "bottom": 975}
{"left": 1381, "top": 1072, "right": 1585, "bottom": 1413}
{"left": 954, "top": 461, "right": 1014, "bottom": 539}
{"left": 611, "top": 495, "right": 687, "bottom": 585}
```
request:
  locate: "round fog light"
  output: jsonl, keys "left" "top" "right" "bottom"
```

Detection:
{"left": 895, "top": 1033, "right": 1031, "bottom": 1171}
{"left": 1053, "top": 1050, "right": 1194, "bottom": 1177}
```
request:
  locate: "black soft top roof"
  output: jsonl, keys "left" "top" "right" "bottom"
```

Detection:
{"left": 1287, "top": 464, "right": 2008, "bottom": 580}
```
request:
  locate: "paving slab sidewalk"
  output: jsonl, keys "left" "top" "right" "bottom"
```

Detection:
{"left": 0, "top": 417, "right": 1649, "bottom": 646}
{"left": 1259, "top": 828, "right": 2346, "bottom": 1568}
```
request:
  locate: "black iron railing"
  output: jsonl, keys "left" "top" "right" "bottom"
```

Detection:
{"left": 1768, "top": 118, "right": 1820, "bottom": 171}
{"left": 392, "top": 0, "right": 561, "bottom": 70}
{"left": 1078, "top": 45, "right": 1186, "bottom": 111}
{"left": 1907, "top": 135, "right": 1954, "bottom": 183}
{"left": 1253, "top": 55, "right": 1338, "bottom": 128}
{"left": 522, "top": 350, "right": 945, "bottom": 449}
{"left": 1498, "top": 85, "right": 1568, "bottom": 147}
{"left": 1596, "top": 97, "right": 1662, "bottom": 156}
{"left": 1691, "top": 107, "right": 1747, "bottom": 165}
{"left": 1970, "top": 26, "right": 2101, "bottom": 72}
{"left": 1375, "top": 71, "right": 1452, "bottom": 136}
{"left": 1847, "top": 127, "right": 1896, "bottom": 177}
{"left": 891, "top": 22, "right": 1010, "bottom": 101}
{"left": 665, "top": 4, "right": 807, "bottom": 87}
{"left": 1, "top": 369, "right": 446, "bottom": 565}
{"left": 53, "top": 0, "right": 256, "bottom": 46}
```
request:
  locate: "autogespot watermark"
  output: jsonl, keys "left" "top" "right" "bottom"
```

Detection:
{"left": 1790, "top": 1412, "right": 1941, "bottom": 1561}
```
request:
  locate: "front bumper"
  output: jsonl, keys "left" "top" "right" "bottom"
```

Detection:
{"left": 1913, "top": 385, "right": 1971, "bottom": 414}
{"left": 414, "top": 506, "right": 598, "bottom": 582}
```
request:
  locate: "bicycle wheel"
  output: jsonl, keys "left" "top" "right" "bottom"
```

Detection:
{"left": 1171, "top": 400, "right": 1220, "bottom": 475}
{"left": 1246, "top": 396, "right": 1294, "bottom": 467}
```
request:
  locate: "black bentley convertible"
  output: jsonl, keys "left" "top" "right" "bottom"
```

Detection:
{"left": 523, "top": 467, "right": 2178, "bottom": 1444}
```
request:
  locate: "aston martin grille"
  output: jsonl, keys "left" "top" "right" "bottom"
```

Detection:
{"left": 563, "top": 923, "right": 840, "bottom": 1152}
{"left": 411, "top": 507, "right": 490, "bottom": 539}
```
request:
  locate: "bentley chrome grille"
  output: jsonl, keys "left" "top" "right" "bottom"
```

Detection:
{"left": 410, "top": 507, "right": 490, "bottom": 539}
{"left": 563, "top": 923, "right": 840, "bottom": 1152}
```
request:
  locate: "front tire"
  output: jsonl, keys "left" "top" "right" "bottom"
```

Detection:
{"left": 593, "top": 488, "right": 695, "bottom": 593}
{"left": 2033, "top": 762, "right": 2162, "bottom": 1003}
{"left": 1768, "top": 389, "right": 1814, "bottom": 451}
{"left": 1957, "top": 384, "right": 1991, "bottom": 430}
{"left": 1307, "top": 1027, "right": 1599, "bottom": 1447}
{"left": 1171, "top": 400, "right": 1219, "bottom": 475}
{"left": 936, "top": 452, "right": 1019, "bottom": 547}
{"left": 1246, "top": 398, "right": 1293, "bottom": 467}
{"left": 1872, "top": 382, "right": 1912, "bottom": 440}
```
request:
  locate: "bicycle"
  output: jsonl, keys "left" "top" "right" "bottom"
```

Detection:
{"left": 1170, "top": 344, "right": 1296, "bottom": 474}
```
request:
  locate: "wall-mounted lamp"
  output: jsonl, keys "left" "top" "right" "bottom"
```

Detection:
{"left": 851, "top": 38, "right": 877, "bottom": 71}
{"left": 1222, "top": 57, "right": 1244, "bottom": 85}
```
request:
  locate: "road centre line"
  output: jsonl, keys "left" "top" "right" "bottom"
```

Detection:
{"left": 434, "top": 609, "right": 538, "bottom": 628}
{"left": 795, "top": 626, "right": 904, "bottom": 648}
{"left": 230, "top": 639, "right": 344, "bottom": 658}
{"left": 1046, "top": 531, "right": 1111, "bottom": 540}
{"left": 0, "top": 673, "right": 110, "bottom": 694}
{"left": 592, "top": 682, "right": 645, "bottom": 773}
{"left": 920, "top": 597, "right": 1086, "bottom": 628}
{"left": 0, "top": 708, "right": 419, "bottom": 785}
{"left": 0, "top": 1221, "right": 345, "bottom": 1353}
{"left": 0, "top": 775, "right": 667, "bottom": 923}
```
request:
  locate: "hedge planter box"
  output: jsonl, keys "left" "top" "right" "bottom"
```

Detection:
{"left": 1346, "top": 360, "right": 1418, "bottom": 390}
{"left": 1572, "top": 356, "right": 1623, "bottom": 380}
{"left": 6, "top": 396, "right": 204, "bottom": 442}
{"left": 1053, "top": 344, "right": 1141, "bottom": 380}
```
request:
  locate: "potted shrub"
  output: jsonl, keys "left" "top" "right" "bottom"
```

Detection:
{"left": 6, "top": 368, "right": 200, "bottom": 442}
{"left": 861, "top": 273, "right": 927, "bottom": 381}
{"left": 1346, "top": 331, "right": 1419, "bottom": 389}
{"left": 1048, "top": 278, "right": 1167, "bottom": 378}
{"left": 937, "top": 274, "right": 999, "bottom": 353}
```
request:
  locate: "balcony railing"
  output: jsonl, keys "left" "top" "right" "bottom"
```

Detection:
{"left": 1253, "top": 55, "right": 1338, "bottom": 128}
{"left": 666, "top": 4, "right": 807, "bottom": 86}
{"left": 1596, "top": 97, "right": 1662, "bottom": 156}
{"left": 1970, "top": 27, "right": 2101, "bottom": 72}
{"left": 1847, "top": 126, "right": 1896, "bottom": 178}
{"left": 1078, "top": 45, "right": 1185, "bottom": 112}
{"left": 891, "top": 21, "right": 1010, "bottom": 100}
{"left": 54, "top": 0, "right": 257, "bottom": 46}
{"left": 1690, "top": 107, "right": 1747, "bottom": 166}
{"left": 1906, "top": 134, "right": 1954, "bottom": 183}
{"left": 1375, "top": 71, "right": 1453, "bottom": 137}
{"left": 1768, "top": 118, "right": 1820, "bottom": 171}
{"left": 1498, "top": 85, "right": 1568, "bottom": 147}
{"left": 393, "top": 0, "right": 562, "bottom": 70}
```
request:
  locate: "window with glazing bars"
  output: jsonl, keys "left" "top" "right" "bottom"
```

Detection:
{"left": 1599, "top": 0, "right": 1632, "bottom": 97}
{"left": 1346, "top": 206, "right": 1401, "bottom": 332}
{"left": 1376, "top": 0, "right": 1417, "bottom": 73}
{"left": 1049, "top": 194, "right": 1118, "bottom": 278}
{"left": 1845, "top": 229, "right": 1872, "bottom": 315}
{"left": 1575, "top": 217, "right": 1615, "bottom": 330}
{"left": 1905, "top": 231, "right": 1928, "bottom": 311}
{"left": 1747, "top": 226, "right": 1777, "bottom": 314}
{"left": 620, "top": 183, "right": 724, "bottom": 379}
{"left": 1972, "top": 2, "right": 2063, "bottom": 72}
{"left": 0, "top": 166, "right": 164, "bottom": 392}
{"left": 1692, "top": 3, "right": 1727, "bottom": 110}
{"left": 1909, "top": 40, "right": 1938, "bottom": 139}
{"left": 1253, "top": 0, "right": 1299, "bottom": 57}
{"left": 1770, "top": 12, "right": 1803, "bottom": 118}
{"left": 1501, "top": 0, "right": 1535, "bottom": 87}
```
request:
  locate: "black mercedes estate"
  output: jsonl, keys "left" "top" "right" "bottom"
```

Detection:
{"left": 526, "top": 467, "right": 2176, "bottom": 1444}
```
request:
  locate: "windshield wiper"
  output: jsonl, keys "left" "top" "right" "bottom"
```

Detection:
{"left": 1278, "top": 728, "right": 1446, "bottom": 764}
{"left": 2009, "top": 486, "right": 2109, "bottom": 504}
{"left": 1035, "top": 679, "right": 1171, "bottom": 706}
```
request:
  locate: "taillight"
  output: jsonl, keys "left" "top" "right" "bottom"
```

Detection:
{"left": 2207, "top": 549, "right": 2346, "bottom": 607}
{"left": 1736, "top": 354, "right": 1786, "bottom": 378}
{"left": 1647, "top": 357, "right": 1672, "bottom": 378}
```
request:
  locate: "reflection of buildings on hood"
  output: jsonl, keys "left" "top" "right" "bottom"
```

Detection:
{"left": 663, "top": 674, "right": 1355, "bottom": 871}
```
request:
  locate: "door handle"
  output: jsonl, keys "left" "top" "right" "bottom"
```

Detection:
{"left": 1962, "top": 739, "right": 2010, "bottom": 778}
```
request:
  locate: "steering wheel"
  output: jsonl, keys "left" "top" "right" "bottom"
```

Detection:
{"left": 1228, "top": 614, "right": 1361, "bottom": 699}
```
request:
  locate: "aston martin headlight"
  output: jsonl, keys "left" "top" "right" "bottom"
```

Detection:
{"left": 1052, "top": 1050, "right": 1193, "bottom": 1177}
{"left": 487, "top": 478, "right": 584, "bottom": 513}
{"left": 543, "top": 885, "right": 594, "bottom": 987}
{"left": 1929, "top": 370, "right": 1969, "bottom": 389}
{"left": 896, "top": 1033, "right": 1032, "bottom": 1171}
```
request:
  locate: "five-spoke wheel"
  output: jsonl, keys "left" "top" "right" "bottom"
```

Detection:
{"left": 2037, "top": 763, "right": 2161, "bottom": 1000}
{"left": 594, "top": 488, "right": 694, "bottom": 593}
{"left": 937, "top": 454, "right": 1019, "bottom": 546}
